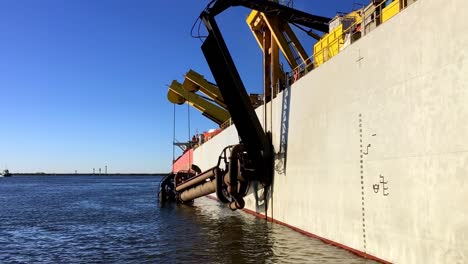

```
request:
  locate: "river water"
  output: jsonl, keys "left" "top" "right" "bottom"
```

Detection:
{"left": 0, "top": 176, "right": 376, "bottom": 263}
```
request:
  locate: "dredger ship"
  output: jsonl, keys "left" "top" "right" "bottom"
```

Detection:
{"left": 159, "top": 0, "right": 468, "bottom": 262}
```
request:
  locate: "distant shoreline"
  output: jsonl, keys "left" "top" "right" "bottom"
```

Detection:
{"left": 11, "top": 173, "right": 166, "bottom": 177}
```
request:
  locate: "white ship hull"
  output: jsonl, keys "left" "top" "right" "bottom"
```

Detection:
{"left": 190, "top": 0, "right": 468, "bottom": 262}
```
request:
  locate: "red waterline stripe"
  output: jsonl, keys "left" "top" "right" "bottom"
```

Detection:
{"left": 205, "top": 195, "right": 391, "bottom": 264}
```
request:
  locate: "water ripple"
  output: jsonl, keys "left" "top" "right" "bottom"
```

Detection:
{"left": 0, "top": 176, "right": 376, "bottom": 263}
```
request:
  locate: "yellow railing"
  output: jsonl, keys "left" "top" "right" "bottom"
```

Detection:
{"left": 382, "top": 0, "right": 401, "bottom": 22}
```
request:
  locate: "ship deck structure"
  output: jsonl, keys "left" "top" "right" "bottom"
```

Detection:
{"left": 162, "top": 0, "right": 468, "bottom": 262}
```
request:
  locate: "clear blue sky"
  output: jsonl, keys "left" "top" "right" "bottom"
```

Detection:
{"left": 0, "top": 0, "right": 355, "bottom": 173}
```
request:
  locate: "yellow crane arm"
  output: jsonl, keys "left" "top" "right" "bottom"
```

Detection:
{"left": 167, "top": 80, "right": 230, "bottom": 125}
{"left": 182, "top": 70, "right": 227, "bottom": 109}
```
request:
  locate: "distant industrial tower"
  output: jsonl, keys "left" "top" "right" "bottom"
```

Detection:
{"left": 105, "top": 165, "right": 107, "bottom": 174}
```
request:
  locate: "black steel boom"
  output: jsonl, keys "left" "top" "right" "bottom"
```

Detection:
{"left": 201, "top": 14, "right": 271, "bottom": 185}
{"left": 200, "top": 1, "right": 330, "bottom": 186}
{"left": 204, "top": 0, "right": 331, "bottom": 33}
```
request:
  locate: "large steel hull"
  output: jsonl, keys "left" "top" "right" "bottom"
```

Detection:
{"left": 186, "top": 0, "right": 468, "bottom": 262}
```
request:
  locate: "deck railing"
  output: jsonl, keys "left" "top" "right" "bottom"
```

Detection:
{"left": 288, "top": 0, "right": 416, "bottom": 84}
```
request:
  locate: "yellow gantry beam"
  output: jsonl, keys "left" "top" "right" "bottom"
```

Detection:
{"left": 247, "top": 10, "right": 310, "bottom": 70}
{"left": 246, "top": 10, "right": 313, "bottom": 100}
{"left": 167, "top": 80, "right": 230, "bottom": 125}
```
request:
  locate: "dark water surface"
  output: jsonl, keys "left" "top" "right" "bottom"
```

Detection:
{"left": 0, "top": 176, "right": 376, "bottom": 263}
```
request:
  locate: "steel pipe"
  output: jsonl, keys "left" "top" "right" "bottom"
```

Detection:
{"left": 175, "top": 167, "right": 217, "bottom": 192}
{"left": 179, "top": 180, "right": 217, "bottom": 202}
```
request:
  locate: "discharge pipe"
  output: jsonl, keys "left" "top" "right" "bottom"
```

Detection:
{"left": 176, "top": 167, "right": 219, "bottom": 192}
{"left": 178, "top": 167, "right": 222, "bottom": 202}
{"left": 176, "top": 145, "right": 251, "bottom": 209}
{"left": 179, "top": 180, "right": 217, "bottom": 202}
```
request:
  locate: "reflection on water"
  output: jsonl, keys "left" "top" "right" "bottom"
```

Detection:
{"left": 0, "top": 176, "right": 376, "bottom": 263}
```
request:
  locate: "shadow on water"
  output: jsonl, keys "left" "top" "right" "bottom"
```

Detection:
{"left": 160, "top": 198, "right": 377, "bottom": 264}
